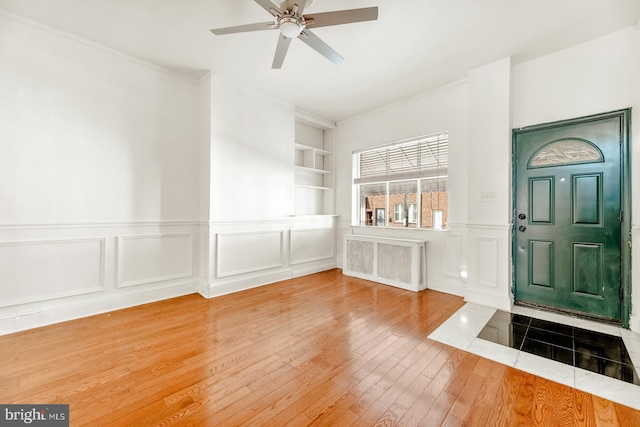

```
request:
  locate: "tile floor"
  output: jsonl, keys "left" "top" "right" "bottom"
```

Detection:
{"left": 428, "top": 303, "right": 640, "bottom": 410}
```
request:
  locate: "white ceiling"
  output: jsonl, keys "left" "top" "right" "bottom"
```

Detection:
{"left": 1, "top": 0, "right": 639, "bottom": 122}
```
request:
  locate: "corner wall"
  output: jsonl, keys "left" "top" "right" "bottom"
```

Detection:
{"left": 198, "top": 77, "right": 338, "bottom": 298}
{"left": 0, "top": 12, "right": 201, "bottom": 334}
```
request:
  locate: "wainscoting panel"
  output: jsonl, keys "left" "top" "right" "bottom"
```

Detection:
{"left": 464, "top": 224, "right": 511, "bottom": 312}
{"left": 476, "top": 236, "right": 498, "bottom": 287}
{"left": 0, "top": 238, "right": 105, "bottom": 307}
{"left": 117, "top": 233, "right": 193, "bottom": 287}
{"left": 443, "top": 234, "right": 462, "bottom": 278}
{"left": 289, "top": 228, "right": 334, "bottom": 265}
{"left": 202, "top": 217, "right": 338, "bottom": 297}
{"left": 216, "top": 230, "right": 284, "bottom": 278}
{"left": 0, "top": 222, "right": 199, "bottom": 336}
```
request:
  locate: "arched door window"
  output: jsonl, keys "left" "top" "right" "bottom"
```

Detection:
{"left": 527, "top": 138, "right": 603, "bottom": 169}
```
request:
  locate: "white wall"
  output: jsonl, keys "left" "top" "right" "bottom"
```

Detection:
{"left": 464, "top": 58, "right": 513, "bottom": 311}
{"left": 0, "top": 14, "right": 199, "bottom": 224}
{"left": 209, "top": 75, "right": 295, "bottom": 222}
{"left": 0, "top": 12, "right": 201, "bottom": 334}
{"left": 512, "top": 25, "right": 640, "bottom": 330}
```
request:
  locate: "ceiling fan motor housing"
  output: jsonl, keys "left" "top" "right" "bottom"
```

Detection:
{"left": 279, "top": 15, "right": 305, "bottom": 38}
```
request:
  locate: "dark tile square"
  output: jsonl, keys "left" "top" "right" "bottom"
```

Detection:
{"left": 478, "top": 322, "right": 528, "bottom": 349}
{"left": 484, "top": 310, "right": 512, "bottom": 325}
{"left": 479, "top": 312, "right": 529, "bottom": 350}
{"left": 530, "top": 318, "right": 574, "bottom": 337}
{"left": 485, "top": 311, "right": 531, "bottom": 328}
{"left": 576, "top": 352, "right": 640, "bottom": 385}
{"left": 521, "top": 338, "right": 574, "bottom": 366}
{"left": 574, "top": 328, "right": 633, "bottom": 365}
{"left": 527, "top": 326, "right": 573, "bottom": 350}
{"left": 510, "top": 314, "right": 532, "bottom": 327}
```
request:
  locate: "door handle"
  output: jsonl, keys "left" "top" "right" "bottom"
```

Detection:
{"left": 517, "top": 213, "right": 526, "bottom": 232}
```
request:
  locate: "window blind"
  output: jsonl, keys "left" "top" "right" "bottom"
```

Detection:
{"left": 355, "top": 132, "right": 448, "bottom": 184}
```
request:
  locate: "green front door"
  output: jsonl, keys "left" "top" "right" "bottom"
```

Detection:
{"left": 513, "top": 112, "right": 627, "bottom": 322}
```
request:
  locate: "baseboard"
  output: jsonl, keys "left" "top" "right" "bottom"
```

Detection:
{"left": 427, "top": 278, "right": 465, "bottom": 297}
{"left": 464, "top": 289, "right": 512, "bottom": 312}
{"left": 0, "top": 281, "right": 198, "bottom": 336}
{"left": 292, "top": 260, "right": 336, "bottom": 278}
{"left": 629, "top": 313, "right": 640, "bottom": 333}
{"left": 204, "top": 269, "right": 294, "bottom": 298}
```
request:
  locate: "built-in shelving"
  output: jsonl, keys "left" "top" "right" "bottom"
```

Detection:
{"left": 294, "top": 166, "right": 331, "bottom": 175}
{"left": 294, "top": 112, "right": 336, "bottom": 215}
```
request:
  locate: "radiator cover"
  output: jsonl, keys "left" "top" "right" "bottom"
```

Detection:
{"left": 343, "top": 234, "right": 427, "bottom": 292}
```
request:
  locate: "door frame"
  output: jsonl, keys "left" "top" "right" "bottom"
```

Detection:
{"left": 511, "top": 109, "right": 632, "bottom": 327}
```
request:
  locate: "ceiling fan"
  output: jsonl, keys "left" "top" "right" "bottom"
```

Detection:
{"left": 210, "top": 0, "right": 378, "bottom": 68}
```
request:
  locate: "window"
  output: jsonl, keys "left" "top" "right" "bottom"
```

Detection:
{"left": 433, "top": 210, "right": 443, "bottom": 230}
{"left": 408, "top": 203, "right": 417, "bottom": 223}
{"left": 354, "top": 131, "right": 448, "bottom": 229}
{"left": 394, "top": 204, "right": 403, "bottom": 223}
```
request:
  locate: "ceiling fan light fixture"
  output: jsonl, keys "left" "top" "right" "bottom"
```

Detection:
{"left": 279, "top": 17, "right": 303, "bottom": 38}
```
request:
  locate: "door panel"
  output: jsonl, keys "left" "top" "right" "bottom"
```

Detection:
{"left": 514, "top": 113, "right": 623, "bottom": 321}
{"left": 530, "top": 177, "right": 554, "bottom": 223}
{"left": 530, "top": 240, "right": 553, "bottom": 288}
{"left": 572, "top": 174, "right": 602, "bottom": 225}
{"left": 572, "top": 243, "right": 601, "bottom": 297}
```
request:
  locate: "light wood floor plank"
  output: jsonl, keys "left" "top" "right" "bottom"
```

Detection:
{"left": 1, "top": 269, "right": 638, "bottom": 426}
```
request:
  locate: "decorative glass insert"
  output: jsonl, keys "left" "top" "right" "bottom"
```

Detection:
{"left": 528, "top": 139, "right": 603, "bottom": 169}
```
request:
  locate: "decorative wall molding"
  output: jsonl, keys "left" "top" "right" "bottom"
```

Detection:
{"left": 117, "top": 233, "right": 194, "bottom": 288}
{"left": 289, "top": 228, "right": 335, "bottom": 265}
{"left": 0, "top": 237, "right": 106, "bottom": 308}
{"left": 215, "top": 230, "right": 284, "bottom": 278}
{"left": 466, "top": 223, "right": 512, "bottom": 230}
{"left": 443, "top": 234, "right": 462, "bottom": 278}
{"left": 0, "top": 217, "right": 339, "bottom": 334}
{"left": 207, "top": 216, "right": 338, "bottom": 227}
{"left": 476, "top": 236, "right": 498, "bottom": 287}
{"left": 0, "top": 222, "right": 200, "bottom": 336}
{"left": 0, "top": 220, "right": 199, "bottom": 230}
{"left": 0, "top": 10, "right": 199, "bottom": 85}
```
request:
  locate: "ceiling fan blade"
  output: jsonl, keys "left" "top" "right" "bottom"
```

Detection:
{"left": 298, "top": 29, "right": 344, "bottom": 64}
{"left": 283, "top": 0, "right": 307, "bottom": 15}
{"left": 305, "top": 7, "right": 378, "bottom": 28}
{"left": 254, "top": 0, "right": 283, "bottom": 17}
{"left": 272, "top": 34, "right": 293, "bottom": 69}
{"left": 210, "top": 21, "right": 275, "bottom": 35}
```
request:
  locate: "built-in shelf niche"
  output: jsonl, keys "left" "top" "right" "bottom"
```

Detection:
{"left": 294, "top": 112, "right": 335, "bottom": 215}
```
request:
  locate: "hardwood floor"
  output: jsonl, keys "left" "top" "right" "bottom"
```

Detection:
{"left": 1, "top": 269, "right": 639, "bottom": 426}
